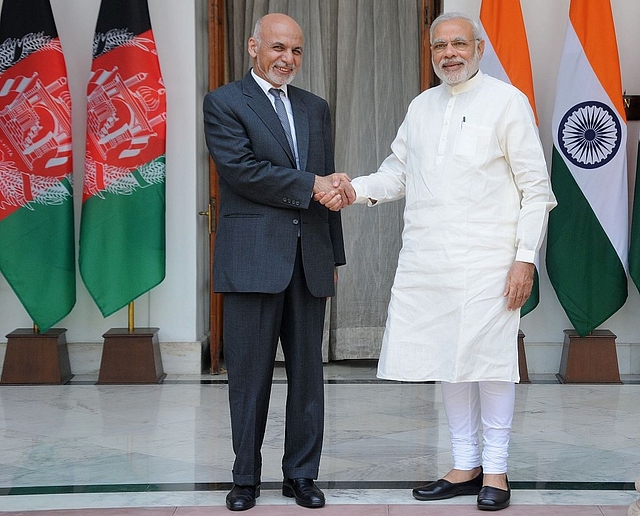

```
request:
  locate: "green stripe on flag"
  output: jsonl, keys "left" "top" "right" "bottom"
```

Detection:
{"left": 0, "top": 199, "right": 75, "bottom": 331}
{"left": 520, "top": 267, "right": 539, "bottom": 317}
{"left": 79, "top": 175, "right": 165, "bottom": 318}
{"left": 630, "top": 141, "right": 640, "bottom": 292}
{"left": 546, "top": 148, "right": 626, "bottom": 336}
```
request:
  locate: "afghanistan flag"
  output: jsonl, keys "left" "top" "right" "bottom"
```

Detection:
{"left": 546, "top": 0, "right": 628, "bottom": 336}
{"left": 630, "top": 135, "right": 640, "bottom": 293}
{"left": 0, "top": 0, "right": 75, "bottom": 332}
{"left": 79, "top": 0, "right": 166, "bottom": 318}
{"left": 479, "top": 0, "right": 540, "bottom": 317}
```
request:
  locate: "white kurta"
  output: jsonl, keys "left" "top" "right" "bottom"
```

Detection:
{"left": 352, "top": 71, "right": 556, "bottom": 383}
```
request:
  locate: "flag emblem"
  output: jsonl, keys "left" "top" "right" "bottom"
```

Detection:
{"left": 0, "top": 35, "right": 73, "bottom": 214}
{"left": 558, "top": 101, "right": 621, "bottom": 169}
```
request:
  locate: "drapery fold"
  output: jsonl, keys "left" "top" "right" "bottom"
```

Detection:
{"left": 225, "top": 0, "right": 420, "bottom": 359}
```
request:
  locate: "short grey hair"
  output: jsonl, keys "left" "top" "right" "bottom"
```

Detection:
{"left": 252, "top": 17, "right": 263, "bottom": 44}
{"left": 430, "top": 12, "right": 482, "bottom": 43}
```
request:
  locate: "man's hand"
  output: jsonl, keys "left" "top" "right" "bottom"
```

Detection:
{"left": 313, "top": 173, "right": 355, "bottom": 211}
{"left": 504, "top": 261, "right": 535, "bottom": 311}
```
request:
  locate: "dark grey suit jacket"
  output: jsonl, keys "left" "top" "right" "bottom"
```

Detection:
{"left": 203, "top": 71, "right": 346, "bottom": 298}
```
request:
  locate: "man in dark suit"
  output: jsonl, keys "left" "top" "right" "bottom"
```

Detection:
{"left": 203, "top": 13, "right": 352, "bottom": 512}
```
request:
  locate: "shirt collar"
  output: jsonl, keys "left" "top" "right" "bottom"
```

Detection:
{"left": 447, "top": 69, "right": 484, "bottom": 95}
{"left": 251, "top": 68, "right": 290, "bottom": 99}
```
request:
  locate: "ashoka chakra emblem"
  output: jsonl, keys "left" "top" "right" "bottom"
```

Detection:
{"left": 558, "top": 101, "right": 621, "bottom": 169}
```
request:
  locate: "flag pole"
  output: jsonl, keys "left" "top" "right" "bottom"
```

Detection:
{"left": 128, "top": 302, "right": 134, "bottom": 332}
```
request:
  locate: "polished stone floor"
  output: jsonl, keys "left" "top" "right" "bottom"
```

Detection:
{"left": 0, "top": 361, "right": 638, "bottom": 514}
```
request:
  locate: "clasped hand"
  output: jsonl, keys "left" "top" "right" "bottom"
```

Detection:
{"left": 313, "top": 173, "right": 356, "bottom": 211}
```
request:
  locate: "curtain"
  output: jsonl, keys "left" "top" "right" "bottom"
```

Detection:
{"left": 225, "top": 0, "right": 421, "bottom": 360}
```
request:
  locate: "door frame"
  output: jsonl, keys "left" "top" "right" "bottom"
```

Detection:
{"left": 204, "top": 0, "right": 225, "bottom": 374}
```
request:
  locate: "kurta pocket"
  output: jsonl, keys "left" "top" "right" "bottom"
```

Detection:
{"left": 453, "top": 124, "right": 492, "bottom": 165}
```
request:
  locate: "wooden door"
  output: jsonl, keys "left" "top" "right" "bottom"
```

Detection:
{"left": 204, "top": 0, "right": 442, "bottom": 373}
{"left": 203, "top": 0, "right": 225, "bottom": 374}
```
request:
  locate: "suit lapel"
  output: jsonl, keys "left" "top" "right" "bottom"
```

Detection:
{"left": 289, "top": 88, "right": 309, "bottom": 171}
{"left": 242, "top": 73, "right": 296, "bottom": 167}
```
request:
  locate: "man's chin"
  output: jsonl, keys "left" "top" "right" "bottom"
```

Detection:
{"left": 270, "top": 72, "right": 296, "bottom": 86}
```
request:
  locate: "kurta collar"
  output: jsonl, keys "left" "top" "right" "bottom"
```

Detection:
{"left": 447, "top": 69, "right": 484, "bottom": 96}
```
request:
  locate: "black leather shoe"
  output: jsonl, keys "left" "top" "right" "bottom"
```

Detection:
{"left": 226, "top": 484, "right": 260, "bottom": 511}
{"left": 477, "top": 481, "right": 511, "bottom": 511}
{"left": 282, "top": 478, "right": 325, "bottom": 508}
{"left": 412, "top": 470, "right": 483, "bottom": 501}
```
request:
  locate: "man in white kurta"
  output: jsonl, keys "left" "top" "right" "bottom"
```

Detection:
{"left": 345, "top": 12, "right": 556, "bottom": 511}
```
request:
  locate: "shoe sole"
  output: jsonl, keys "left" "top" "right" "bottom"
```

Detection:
{"left": 412, "top": 487, "right": 481, "bottom": 501}
{"left": 477, "top": 501, "right": 510, "bottom": 511}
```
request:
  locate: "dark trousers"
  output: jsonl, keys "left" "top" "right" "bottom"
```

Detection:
{"left": 223, "top": 245, "right": 327, "bottom": 486}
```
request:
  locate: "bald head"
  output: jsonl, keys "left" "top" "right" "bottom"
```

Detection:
{"left": 253, "top": 13, "right": 302, "bottom": 44}
{"left": 248, "top": 13, "right": 304, "bottom": 87}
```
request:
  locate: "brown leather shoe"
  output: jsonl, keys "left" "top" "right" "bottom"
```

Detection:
{"left": 226, "top": 484, "right": 260, "bottom": 511}
{"left": 282, "top": 478, "right": 325, "bottom": 508}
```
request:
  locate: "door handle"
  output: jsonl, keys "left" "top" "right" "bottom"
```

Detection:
{"left": 199, "top": 198, "right": 216, "bottom": 234}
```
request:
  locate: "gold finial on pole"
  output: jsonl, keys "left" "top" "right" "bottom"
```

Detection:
{"left": 33, "top": 323, "right": 40, "bottom": 334}
{"left": 128, "top": 302, "right": 135, "bottom": 333}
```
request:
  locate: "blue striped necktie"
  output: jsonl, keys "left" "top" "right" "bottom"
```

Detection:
{"left": 269, "top": 88, "right": 297, "bottom": 164}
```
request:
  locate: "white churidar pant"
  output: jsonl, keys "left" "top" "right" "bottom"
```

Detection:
{"left": 441, "top": 381, "right": 515, "bottom": 474}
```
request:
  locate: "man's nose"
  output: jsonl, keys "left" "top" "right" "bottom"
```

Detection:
{"left": 443, "top": 42, "right": 459, "bottom": 57}
{"left": 281, "top": 49, "right": 294, "bottom": 62}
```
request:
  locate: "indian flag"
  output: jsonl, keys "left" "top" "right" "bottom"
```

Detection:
{"left": 546, "top": 0, "right": 627, "bottom": 336}
{"left": 479, "top": 0, "right": 540, "bottom": 316}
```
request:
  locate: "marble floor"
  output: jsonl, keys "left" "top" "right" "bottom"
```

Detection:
{"left": 0, "top": 361, "right": 639, "bottom": 514}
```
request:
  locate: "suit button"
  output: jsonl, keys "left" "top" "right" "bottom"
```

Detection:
{"left": 292, "top": 219, "right": 299, "bottom": 225}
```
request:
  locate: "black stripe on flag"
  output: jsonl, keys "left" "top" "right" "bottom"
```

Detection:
{"left": 0, "top": 0, "right": 58, "bottom": 40}
{"left": 95, "top": 0, "right": 152, "bottom": 37}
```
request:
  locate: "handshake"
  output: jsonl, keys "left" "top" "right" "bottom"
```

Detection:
{"left": 313, "top": 173, "right": 356, "bottom": 212}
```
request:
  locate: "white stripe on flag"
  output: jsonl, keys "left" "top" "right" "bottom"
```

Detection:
{"left": 552, "top": 23, "right": 628, "bottom": 271}
{"left": 479, "top": 24, "right": 510, "bottom": 85}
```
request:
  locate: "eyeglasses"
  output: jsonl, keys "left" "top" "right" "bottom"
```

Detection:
{"left": 430, "top": 39, "right": 478, "bottom": 54}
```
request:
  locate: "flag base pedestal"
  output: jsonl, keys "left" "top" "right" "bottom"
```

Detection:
{"left": 0, "top": 329, "right": 73, "bottom": 385}
{"left": 556, "top": 329, "right": 621, "bottom": 384}
{"left": 97, "top": 328, "right": 166, "bottom": 384}
{"left": 517, "top": 330, "right": 530, "bottom": 384}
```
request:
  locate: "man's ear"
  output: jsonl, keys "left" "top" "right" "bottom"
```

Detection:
{"left": 476, "top": 38, "right": 485, "bottom": 60}
{"left": 248, "top": 37, "right": 258, "bottom": 58}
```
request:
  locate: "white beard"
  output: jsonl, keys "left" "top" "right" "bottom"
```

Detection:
{"left": 434, "top": 51, "right": 480, "bottom": 86}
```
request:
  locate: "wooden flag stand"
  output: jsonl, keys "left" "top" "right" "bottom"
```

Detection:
{"left": 97, "top": 302, "right": 166, "bottom": 384}
{"left": 517, "top": 330, "right": 530, "bottom": 384}
{"left": 1, "top": 326, "right": 72, "bottom": 384}
{"left": 557, "top": 329, "right": 621, "bottom": 384}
